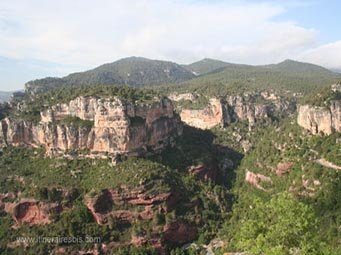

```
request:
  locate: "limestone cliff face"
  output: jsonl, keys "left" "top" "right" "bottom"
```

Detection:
{"left": 179, "top": 93, "right": 295, "bottom": 130}
{"left": 0, "top": 96, "right": 182, "bottom": 157}
{"left": 227, "top": 95, "right": 271, "bottom": 128}
{"left": 297, "top": 101, "right": 341, "bottom": 135}
{"left": 330, "top": 100, "right": 341, "bottom": 133}
{"left": 180, "top": 98, "right": 228, "bottom": 129}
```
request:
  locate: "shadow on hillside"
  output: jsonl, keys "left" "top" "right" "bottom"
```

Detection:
{"left": 153, "top": 125, "right": 244, "bottom": 191}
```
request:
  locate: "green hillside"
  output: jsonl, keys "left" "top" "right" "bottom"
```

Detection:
{"left": 216, "top": 117, "right": 341, "bottom": 254}
{"left": 184, "top": 58, "right": 247, "bottom": 76}
{"left": 25, "top": 57, "right": 195, "bottom": 94}
{"left": 162, "top": 59, "right": 341, "bottom": 96}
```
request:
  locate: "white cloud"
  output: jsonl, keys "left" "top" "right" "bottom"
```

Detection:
{"left": 297, "top": 41, "right": 341, "bottom": 70}
{"left": 0, "top": 0, "right": 339, "bottom": 73}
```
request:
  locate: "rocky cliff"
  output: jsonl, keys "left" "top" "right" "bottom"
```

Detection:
{"left": 0, "top": 96, "right": 182, "bottom": 157}
{"left": 297, "top": 101, "right": 341, "bottom": 135}
{"left": 178, "top": 92, "right": 296, "bottom": 130}
{"left": 85, "top": 185, "right": 177, "bottom": 225}
{"left": 180, "top": 98, "right": 229, "bottom": 129}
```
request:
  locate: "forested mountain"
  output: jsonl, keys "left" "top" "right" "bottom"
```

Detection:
{"left": 183, "top": 58, "right": 247, "bottom": 75}
{"left": 24, "top": 57, "right": 341, "bottom": 97}
{"left": 172, "top": 59, "right": 341, "bottom": 95}
{"left": 25, "top": 57, "right": 195, "bottom": 94}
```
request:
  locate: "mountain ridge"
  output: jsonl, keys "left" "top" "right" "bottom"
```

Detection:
{"left": 23, "top": 57, "right": 341, "bottom": 96}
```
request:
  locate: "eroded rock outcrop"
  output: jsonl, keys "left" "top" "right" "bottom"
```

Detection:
{"left": 4, "top": 199, "right": 62, "bottom": 225}
{"left": 276, "top": 162, "right": 294, "bottom": 176}
{"left": 180, "top": 98, "right": 228, "bottom": 129}
{"left": 297, "top": 101, "right": 341, "bottom": 135}
{"left": 85, "top": 185, "right": 178, "bottom": 225}
{"left": 179, "top": 92, "right": 296, "bottom": 130}
{"left": 245, "top": 170, "right": 272, "bottom": 191}
{"left": 0, "top": 96, "right": 182, "bottom": 157}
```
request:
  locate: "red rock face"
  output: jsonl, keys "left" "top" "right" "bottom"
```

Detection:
{"left": 5, "top": 199, "right": 62, "bottom": 225}
{"left": 85, "top": 186, "right": 178, "bottom": 225}
{"left": 85, "top": 186, "right": 192, "bottom": 254}
{"left": 276, "top": 162, "right": 293, "bottom": 176}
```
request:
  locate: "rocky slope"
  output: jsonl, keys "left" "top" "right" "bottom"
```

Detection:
{"left": 297, "top": 86, "right": 341, "bottom": 135}
{"left": 177, "top": 92, "right": 296, "bottom": 130}
{"left": 0, "top": 96, "right": 182, "bottom": 157}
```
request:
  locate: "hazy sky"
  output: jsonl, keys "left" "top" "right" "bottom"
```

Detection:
{"left": 0, "top": 0, "right": 340, "bottom": 91}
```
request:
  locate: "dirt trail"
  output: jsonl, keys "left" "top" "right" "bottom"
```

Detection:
{"left": 316, "top": 158, "right": 341, "bottom": 171}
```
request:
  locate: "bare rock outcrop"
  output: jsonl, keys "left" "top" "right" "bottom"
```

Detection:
{"left": 331, "top": 83, "right": 341, "bottom": 92}
{"left": 245, "top": 170, "right": 272, "bottom": 191}
{"left": 179, "top": 92, "right": 296, "bottom": 130}
{"left": 0, "top": 96, "right": 182, "bottom": 157}
{"left": 297, "top": 101, "right": 341, "bottom": 135}
{"left": 4, "top": 199, "right": 62, "bottom": 225}
{"left": 276, "top": 162, "right": 293, "bottom": 176}
{"left": 180, "top": 98, "right": 228, "bottom": 129}
{"left": 85, "top": 185, "right": 178, "bottom": 225}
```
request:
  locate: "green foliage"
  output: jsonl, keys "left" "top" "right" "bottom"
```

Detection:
{"left": 236, "top": 192, "right": 319, "bottom": 255}
{"left": 160, "top": 59, "right": 341, "bottom": 96}
{"left": 59, "top": 115, "right": 94, "bottom": 128}
{"left": 219, "top": 115, "right": 341, "bottom": 253}
{"left": 0, "top": 102, "right": 10, "bottom": 120}
{"left": 114, "top": 246, "right": 156, "bottom": 255}
{"left": 129, "top": 116, "right": 146, "bottom": 126}
{"left": 301, "top": 88, "right": 341, "bottom": 106}
{"left": 170, "top": 247, "right": 188, "bottom": 255}
{"left": 0, "top": 146, "right": 182, "bottom": 198}
{"left": 185, "top": 58, "right": 235, "bottom": 75}
{"left": 8, "top": 85, "right": 163, "bottom": 124}
{"left": 26, "top": 57, "right": 195, "bottom": 93}
{"left": 174, "top": 96, "right": 209, "bottom": 110}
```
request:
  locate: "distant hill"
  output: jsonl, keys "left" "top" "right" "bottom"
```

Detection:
{"left": 25, "top": 57, "right": 195, "bottom": 95}
{"left": 165, "top": 59, "right": 341, "bottom": 95}
{"left": 0, "top": 91, "right": 13, "bottom": 103}
{"left": 263, "top": 59, "right": 335, "bottom": 74}
{"left": 184, "top": 58, "right": 245, "bottom": 75}
{"left": 24, "top": 57, "right": 341, "bottom": 96}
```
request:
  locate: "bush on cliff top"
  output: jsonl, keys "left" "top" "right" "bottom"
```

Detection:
{"left": 59, "top": 116, "right": 94, "bottom": 128}
{"left": 301, "top": 88, "right": 341, "bottom": 107}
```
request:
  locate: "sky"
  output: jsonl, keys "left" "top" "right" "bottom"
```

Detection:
{"left": 0, "top": 0, "right": 340, "bottom": 91}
